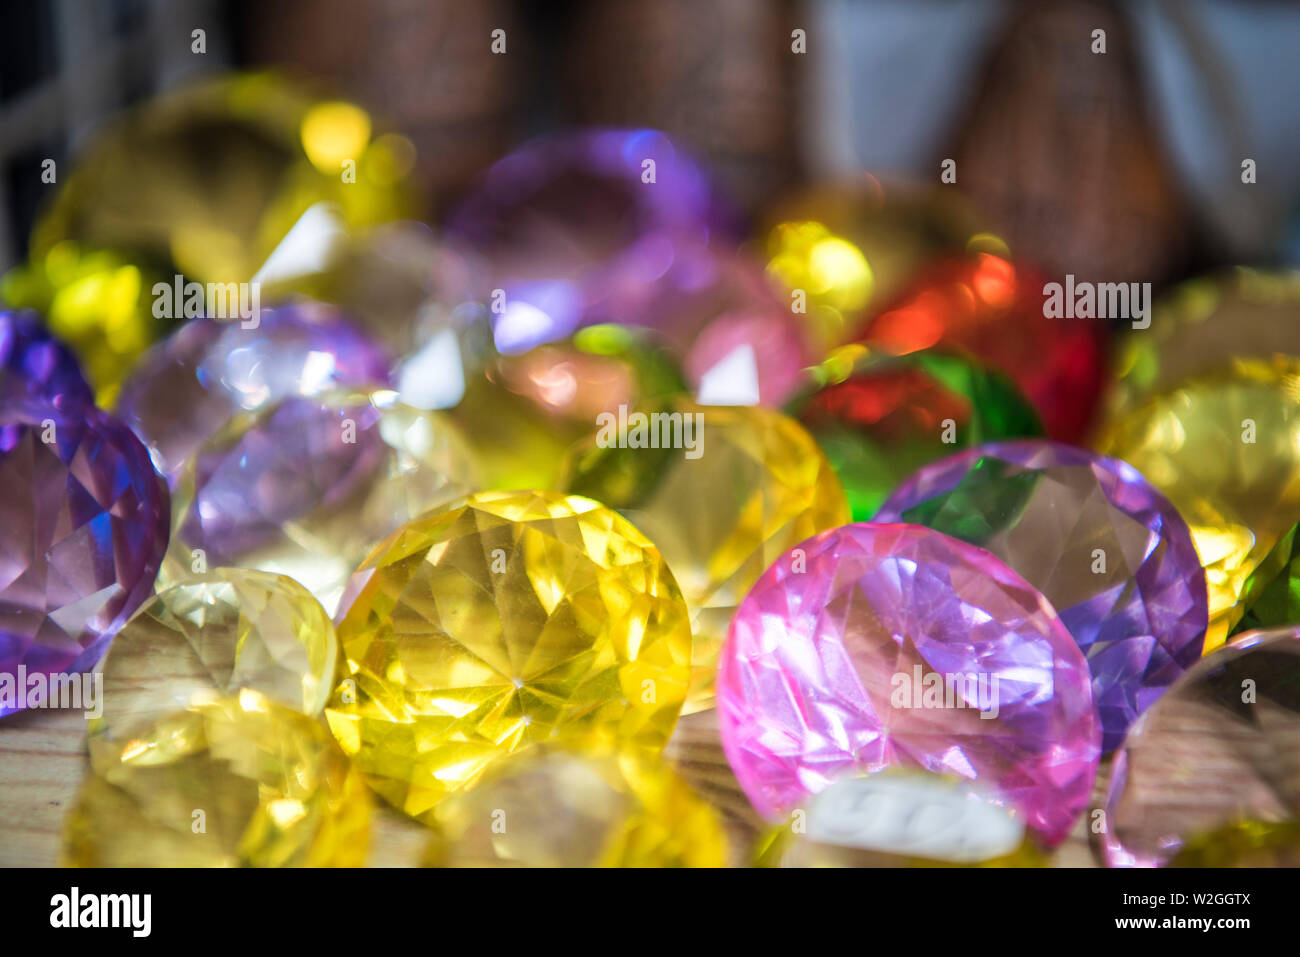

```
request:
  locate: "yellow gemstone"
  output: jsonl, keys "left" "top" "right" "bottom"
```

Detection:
{"left": 754, "top": 771, "right": 1044, "bottom": 868}
{"left": 325, "top": 490, "right": 692, "bottom": 821}
{"left": 559, "top": 398, "right": 850, "bottom": 709}
{"left": 88, "top": 570, "right": 337, "bottom": 772}
{"left": 423, "top": 746, "right": 727, "bottom": 867}
{"left": 64, "top": 690, "right": 371, "bottom": 867}
{"left": 1096, "top": 357, "right": 1300, "bottom": 651}
{"left": 1105, "top": 268, "right": 1300, "bottom": 419}
{"left": 1169, "top": 819, "right": 1300, "bottom": 868}
{"left": 31, "top": 73, "right": 412, "bottom": 287}
{"left": 159, "top": 392, "right": 479, "bottom": 616}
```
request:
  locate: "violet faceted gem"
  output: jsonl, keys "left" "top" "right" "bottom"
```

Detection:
{"left": 0, "top": 310, "right": 93, "bottom": 409}
{"left": 115, "top": 303, "right": 391, "bottom": 485}
{"left": 176, "top": 395, "right": 386, "bottom": 564}
{"left": 0, "top": 400, "right": 169, "bottom": 714}
{"left": 717, "top": 522, "right": 1100, "bottom": 847}
{"left": 875, "top": 440, "right": 1208, "bottom": 752}
{"left": 445, "top": 128, "right": 737, "bottom": 354}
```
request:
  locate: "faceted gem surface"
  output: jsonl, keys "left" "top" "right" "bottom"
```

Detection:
{"left": 115, "top": 305, "right": 391, "bottom": 485}
{"left": 1096, "top": 358, "right": 1300, "bottom": 652}
{"left": 755, "top": 770, "right": 1043, "bottom": 868}
{"left": 325, "top": 490, "right": 692, "bottom": 821}
{"left": 1102, "top": 626, "right": 1300, "bottom": 867}
{"left": 161, "top": 391, "right": 478, "bottom": 616}
{"left": 859, "top": 254, "right": 1107, "bottom": 442}
{"left": 1106, "top": 268, "right": 1300, "bottom": 419}
{"left": 717, "top": 523, "right": 1100, "bottom": 846}
{"left": 64, "top": 690, "right": 370, "bottom": 867}
{"left": 445, "top": 128, "right": 732, "bottom": 353}
{"left": 0, "top": 401, "right": 169, "bottom": 715}
{"left": 1230, "top": 523, "right": 1300, "bottom": 638}
{"left": 88, "top": 570, "right": 336, "bottom": 771}
{"left": 876, "top": 439, "right": 1207, "bottom": 752}
{"left": 0, "top": 310, "right": 93, "bottom": 409}
{"left": 424, "top": 746, "right": 727, "bottom": 867}
{"left": 791, "top": 347, "right": 1043, "bottom": 520}
{"left": 560, "top": 398, "right": 850, "bottom": 710}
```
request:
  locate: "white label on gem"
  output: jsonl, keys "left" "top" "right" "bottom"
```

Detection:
{"left": 806, "top": 775, "right": 1025, "bottom": 862}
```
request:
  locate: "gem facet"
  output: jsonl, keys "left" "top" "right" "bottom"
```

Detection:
{"left": 63, "top": 691, "right": 371, "bottom": 867}
{"left": 717, "top": 523, "right": 1100, "bottom": 846}
{"left": 560, "top": 398, "right": 850, "bottom": 709}
{"left": 1231, "top": 522, "right": 1300, "bottom": 638}
{"left": 0, "top": 401, "right": 169, "bottom": 715}
{"left": 115, "top": 306, "right": 391, "bottom": 485}
{"left": 860, "top": 254, "right": 1107, "bottom": 442}
{"left": 0, "top": 310, "right": 93, "bottom": 410}
{"left": 88, "top": 570, "right": 337, "bottom": 771}
{"left": 161, "top": 391, "right": 478, "bottom": 616}
{"left": 423, "top": 746, "right": 727, "bottom": 867}
{"left": 1102, "top": 626, "right": 1300, "bottom": 867}
{"left": 1096, "top": 358, "right": 1300, "bottom": 652}
{"left": 875, "top": 439, "right": 1207, "bottom": 752}
{"left": 791, "top": 347, "right": 1043, "bottom": 520}
{"left": 325, "top": 490, "right": 692, "bottom": 821}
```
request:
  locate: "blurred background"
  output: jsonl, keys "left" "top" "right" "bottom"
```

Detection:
{"left": 2, "top": 0, "right": 1300, "bottom": 275}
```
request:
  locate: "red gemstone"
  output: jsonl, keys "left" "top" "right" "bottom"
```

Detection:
{"left": 858, "top": 254, "right": 1107, "bottom": 442}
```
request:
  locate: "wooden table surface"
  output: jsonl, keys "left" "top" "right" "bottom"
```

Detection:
{"left": 0, "top": 705, "right": 1106, "bottom": 868}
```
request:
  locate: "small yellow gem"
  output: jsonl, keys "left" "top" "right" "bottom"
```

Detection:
{"left": 560, "top": 398, "right": 850, "bottom": 709}
{"left": 325, "top": 490, "right": 692, "bottom": 822}
{"left": 423, "top": 746, "right": 728, "bottom": 867}
{"left": 1097, "top": 357, "right": 1300, "bottom": 651}
{"left": 88, "top": 570, "right": 337, "bottom": 772}
{"left": 64, "top": 692, "right": 371, "bottom": 867}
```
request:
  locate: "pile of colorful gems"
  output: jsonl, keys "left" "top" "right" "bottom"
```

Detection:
{"left": 4, "top": 73, "right": 1300, "bottom": 869}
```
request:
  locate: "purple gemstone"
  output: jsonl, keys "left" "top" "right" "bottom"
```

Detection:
{"left": 0, "top": 310, "right": 93, "bottom": 410}
{"left": 175, "top": 395, "right": 386, "bottom": 564}
{"left": 445, "top": 128, "right": 738, "bottom": 354}
{"left": 115, "top": 303, "right": 391, "bottom": 485}
{"left": 875, "top": 439, "right": 1208, "bottom": 752}
{"left": 718, "top": 523, "right": 1100, "bottom": 847}
{"left": 0, "top": 400, "right": 169, "bottom": 714}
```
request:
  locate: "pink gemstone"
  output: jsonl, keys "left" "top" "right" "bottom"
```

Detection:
{"left": 717, "top": 522, "right": 1101, "bottom": 846}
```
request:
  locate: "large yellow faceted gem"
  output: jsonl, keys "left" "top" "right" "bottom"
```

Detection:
{"left": 559, "top": 398, "right": 850, "bottom": 709}
{"left": 88, "top": 570, "right": 337, "bottom": 772}
{"left": 423, "top": 746, "right": 728, "bottom": 867}
{"left": 324, "top": 490, "right": 692, "bottom": 821}
{"left": 1097, "top": 358, "right": 1300, "bottom": 651}
{"left": 64, "top": 690, "right": 371, "bottom": 867}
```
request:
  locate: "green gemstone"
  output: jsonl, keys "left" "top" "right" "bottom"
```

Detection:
{"left": 787, "top": 347, "right": 1043, "bottom": 521}
{"left": 1230, "top": 522, "right": 1300, "bottom": 636}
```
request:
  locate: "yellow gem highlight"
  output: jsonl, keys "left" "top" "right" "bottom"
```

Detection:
{"left": 88, "top": 570, "right": 337, "bottom": 772}
{"left": 560, "top": 398, "right": 850, "bottom": 709}
{"left": 1097, "top": 357, "right": 1300, "bottom": 652}
{"left": 423, "top": 746, "right": 727, "bottom": 867}
{"left": 325, "top": 490, "right": 692, "bottom": 822}
{"left": 63, "top": 692, "right": 370, "bottom": 867}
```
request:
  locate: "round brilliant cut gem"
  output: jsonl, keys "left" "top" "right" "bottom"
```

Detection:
{"left": 717, "top": 522, "right": 1100, "bottom": 847}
